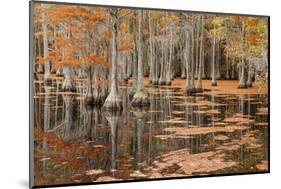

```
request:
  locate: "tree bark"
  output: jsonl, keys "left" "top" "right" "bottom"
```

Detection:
{"left": 42, "top": 6, "right": 51, "bottom": 83}
{"left": 211, "top": 36, "right": 217, "bottom": 86}
{"left": 247, "top": 64, "right": 253, "bottom": 87}
{"left": 238, "top": 20, "right": 247, "bottom": 88}
{"left": 103, "top": 10, "right": 123, "bottom": 111}
{"left": 165, "top": 27, "right": 173, "bottom": 85}
{"left": 130, "top": 34, "right": 138, "bottom": 95}
{"left": 149, "top": 14, "right": 157, "bottom": 85}
{"left": 62, "top": 66, "right": 75, "bottom": 92}
{"left": 184, "top": 29, "right": 195, "bottom": 95}
{"left": 216, "top": 42, "right": 221, "bottom": 79}
{"left": 196, "top": 16, "right": 204, "bottom": 92}
{"left": 84, "top": 66, "right": 93, "bottom": 104}
{"left": 131, "top": 10, "right": 150, "bottom": 107}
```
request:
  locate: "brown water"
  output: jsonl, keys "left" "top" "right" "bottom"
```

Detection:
{"left": 33, "top": 77, "right": 269, "bottom": 186}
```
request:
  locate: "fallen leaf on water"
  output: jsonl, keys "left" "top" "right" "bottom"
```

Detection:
{"left": 254, "top": 122, "right": 268, "bottom": 127}
{"left": 214, "top": 135, "right": 229, "bottom": 141}
{"left": 164, "top": 125, "right": 248, "bottom": 136}
{"left": 86, "top": 169, "right": 104, "bottom": 176}
{"left": 39, "top": 157, "right": 51, "bottom": 162}
{"left": 130, "top": 170, "right": 147, "bottom": 178}
{"left": 95, "top": 176, "right": 120, "bottom": 182}
{"left": 256, "top": 161, "right": 268, "bottom": 171}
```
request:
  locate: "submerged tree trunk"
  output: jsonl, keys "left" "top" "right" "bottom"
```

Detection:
{"left": 132, "top": 10, "right": 150, "bottom": 107}
{"left": 103, "top": 12, "right": 123, "bottom": 111}
{"left": 211, "top": 36, "right": 217, "bottom": 86}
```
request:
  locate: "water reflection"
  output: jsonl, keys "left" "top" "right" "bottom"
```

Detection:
{"left": 33, "top": 77, "right": 268, "bottom": 186}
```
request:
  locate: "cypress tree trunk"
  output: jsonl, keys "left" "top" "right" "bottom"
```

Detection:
{"left": 181, "top": 43, "right": 186, "bottom": 79}
{"left": 84, "top": 66, "right": 93, "bottom": 104}
{"left": 195, "top": 17, "right": 200, "bottom": 79}
{"left": 196, "top": 16, "right": 204, "bottom": 92}
{"left": 166, "top": 33, "right": 173, "bottom": 85}
{"left": 36, "top": 35, "right": 44, "bottom": 74}
{"left": 231, "top": 61, "right": 236, "bottom": 80}
{"left": 158, "top": 41, "right": 166, "bottom": 85}
{"left": 190, "top": 22, "right": 196, "bottom": 91}
{"left": 226, "top": 50, "right": 230, "bottom": 80}
{"left": 202, "top": 52, "right": 206, "bottom": 79}
{"left": 62, "top": 66, "right": 75, "bottom": 92}
{"left": 211, "top": 36, "right": 217, "bottom": 86}
{"left": 247, "top": 65, "right": 253, "bottom": 87}
{"left": 132, "top": 10, "right": 150, "bottom": 107}
{"left": 149, "top": 14, "right": 157, "bottom": 85}
{"left": 184, "top": 29, "right": 195, "bottom": 95}
{"left": 42, "top": 6, "right": 51, "bottom": 83}
{"left": 103, "top": 11, "right": 123, "bottom": 111}
{"left": 216, "top": 42, "right": 221, "bottom": 79}
{"left": 130, "top": 34, "right": 138, "bottom": 95}
{"left": 238, "top": 21, "right": 247, "bottom": 89}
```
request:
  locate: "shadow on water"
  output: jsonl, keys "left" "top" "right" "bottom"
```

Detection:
{"left": 33, "top": 77, "right": 268, "bottom": 185}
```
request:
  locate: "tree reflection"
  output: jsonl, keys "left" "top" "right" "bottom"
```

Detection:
{"left": 62, "top": 94, "right": 74, "bottom": 140}
{"left": 104, "top": 111, "right": 121, "bottom": 176}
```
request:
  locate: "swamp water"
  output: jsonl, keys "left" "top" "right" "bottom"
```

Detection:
{"left": 33, "top": 77, "right": 268, "bottom": 186}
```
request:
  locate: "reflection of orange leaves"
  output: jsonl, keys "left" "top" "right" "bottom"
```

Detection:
{"left": 35, "top": 129, "right": 86, "bottom": 169}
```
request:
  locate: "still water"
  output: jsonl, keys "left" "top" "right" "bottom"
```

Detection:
{"left": 33, "top": 77, "right": 268, "bottom": 186}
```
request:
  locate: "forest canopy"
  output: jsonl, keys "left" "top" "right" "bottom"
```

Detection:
{"left": 32, "top": 3, "right": 268, "bottom": 109}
